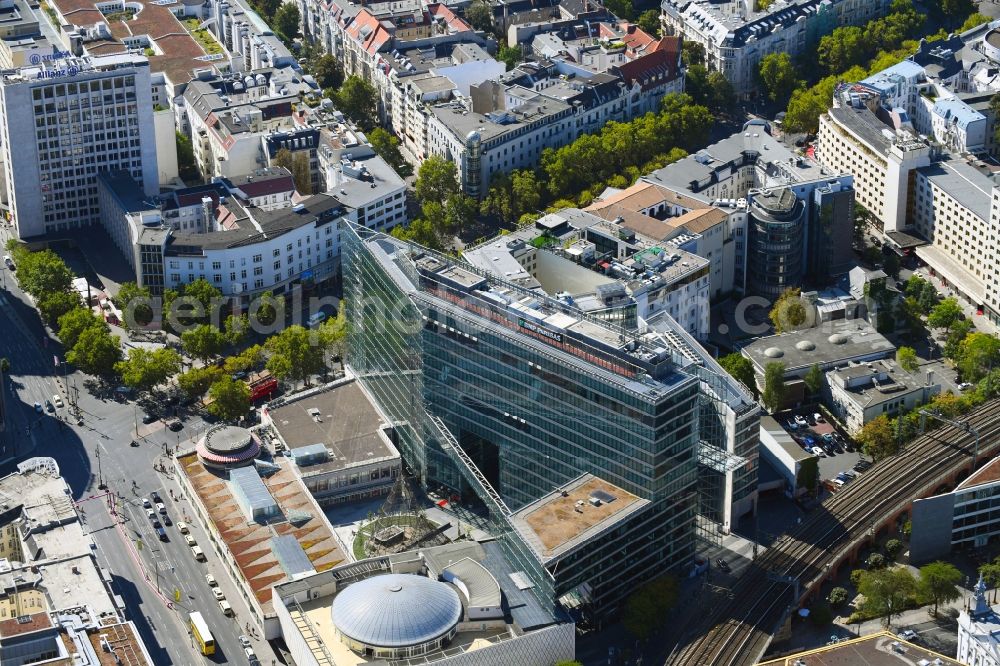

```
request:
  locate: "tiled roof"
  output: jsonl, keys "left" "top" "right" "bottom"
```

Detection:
{"left": 612, "top": 46, "right": 680, "bottom": 92}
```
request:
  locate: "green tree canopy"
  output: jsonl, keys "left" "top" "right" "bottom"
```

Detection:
{"left": 769, "top": 287, "right": 807, "bottom": 332}
{"left": 114, "top": 281, "right": 153, "bottom": 327}
{"left": 265, "top": 325, "right": 327, "bottom": 386}
{"left": 181, "top": 324, "right": 227, "bottom": 365}
{"left": 16, "top": 249, "right": 73, "bottom": 297}
{"left": 206, "top": 376, "right": 251, "bottom": 421}
{"left": 251, "top": 290, "right": 280, "bottom": 327}
{"left": 762, "top": 362, "right": 786, "bottom": 413}
{"left": 415, "top": 155, "right": 461, "bottom": 206}
{"left": 464, "top": 0, "right": 493, "bottom": 31}
{"left": 682, "top": 41, "right": 705, "bottom": 67}
{"left": 917, "top": 561, "right": 962, "bottom": 616}
{"left": 858, "top": 567, "right": 917, "bottom": 628}
{"left": 37, "top": 290, "right": 80, "bottom": 327}
{"left": 622, "top": 575, "right": 678, "bottom": 640}
{"left": 758, "top": 52, "right": 799, "bottom": 103}
{"left": 58, "top": 307, "right": 106, "bottom": 350}
{"left": 818, "top": 25, "right": 868, "bottom": 73}
{"left": 857, "top": 414, "right": 897, "bottom": 460}
{"left": 719, "top": 353, "right": 758, "bottom": 399}
{"left": 334, "top": 76, "right": 378, "bottom": 130}
{"left": 944, "top": 319, "right": 974, "bottom": 360}
{"left": 224, "top": 314, "right": 249, "bottom": 347}
{"left": 896, "top": 346, "right": 919, "bottom": 373}
{"left": 497, "top": 44, "right": 521, "bottom": 71}
{"left": 927, "top": 298, "right": 963, "bottom": 333}
{"left": 116, "top": 348, "right": 181, "bottom": 394}
{"left": 177, "top": 366, "right": 224, "bottom": 400}
{"left": 957, "top": 333, "right": 1000, "bottom": 382}
{"left": 176, "top": 131, "right": 200, "bottom": 182}
{"left": 637, "top": 10, "right": 660, "bottom": 36}
{"left": 367, "top": 128, "right": 411, "bottom": 176}
{"left": 224, "top": 344, "right": 266, "bottom": 375}
{"left": 273, "top": 3, "right": 299, "bottom": 42}
{"left": 66, "top": 325, "right": 122, "bottom": 377}
{"left": 311, "top": 53, "right": 343, "bottom": 90}
{"left": 804, "top": 364, "right": 824, "bottom": 395}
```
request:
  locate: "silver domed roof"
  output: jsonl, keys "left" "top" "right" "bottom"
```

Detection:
{"left": 763, "top": 347, "right": 784, "bottom": 358}
{"left": 331, "top": 574, "right": 462, "bottom": 648}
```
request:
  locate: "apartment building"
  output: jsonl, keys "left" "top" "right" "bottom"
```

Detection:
{"left": 0, "top": 53, "right": 158, "bottom": 239}
{"left": 206, "top": 0, "right": 296, "bottom": 73}
{"left": 825, "top": 359, "right": 941, "bottom": 434}
{"left": 661, "top": 0, "right": 890, "bottom": 97}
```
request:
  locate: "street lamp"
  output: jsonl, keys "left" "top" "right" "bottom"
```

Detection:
{"left": 919, "top": 410, "right": 980, "bottom": 469}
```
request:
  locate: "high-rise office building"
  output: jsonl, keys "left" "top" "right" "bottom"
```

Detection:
{"left": 0, "top": 53, "right": 158, "bottom": 238}
{"left": 343, "top": 225, "right": 757, "bottom": 618}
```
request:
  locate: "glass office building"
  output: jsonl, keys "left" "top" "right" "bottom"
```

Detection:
{"left": 343, "top": 226, "right": 754, "bottom": 617}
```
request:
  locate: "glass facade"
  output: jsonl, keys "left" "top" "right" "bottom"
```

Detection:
{"left": 748, "top": 187, "right": 806, "bottom": 299}
{"left": 344, "top": 226, "right": 737, "bottom": 616}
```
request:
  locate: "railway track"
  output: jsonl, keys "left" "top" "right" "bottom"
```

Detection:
{"left": 667, "top": 400, "right": 1000, "bottom": 666}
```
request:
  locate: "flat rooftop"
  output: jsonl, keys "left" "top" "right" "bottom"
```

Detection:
{"left": 511, "top": 474, "right": 648, "bottom": 562}
{"left": 757, "top": 631, "right": 962, "bottom": 665}
{"left": 176, "top": 452, "right": 345, "bottom": 615}
{"left": 743, "top": 319, "right": 895, "bottom": 374}
{"left": 268, "top": 381, "right": 397, "bottom": 476}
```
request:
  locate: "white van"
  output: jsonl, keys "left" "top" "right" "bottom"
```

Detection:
{"left": 191, "top": 545, "right": 205, "bottom": 561}
{"left": 307, "top": 311, "right": 327, "bottom": 328}
{"left": 219, "top": 599, "right": 233, "bottom": 616}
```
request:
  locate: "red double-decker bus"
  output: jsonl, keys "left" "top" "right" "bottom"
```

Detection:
{"left": 246, "top": 370, "right": 277, "bottom": 402}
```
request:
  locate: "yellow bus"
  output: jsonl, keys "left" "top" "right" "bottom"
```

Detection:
{"left": 190, "top": 611, "right": 215, "bottom": 655}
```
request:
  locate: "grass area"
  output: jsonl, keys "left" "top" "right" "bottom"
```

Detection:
{"left": 40, "top": 0, "right": 59, "bottom": 25}
{"left": 352, "top": 514, "right": 437, "bottom": 560}
{"left": 182, "top": 18, "right": 223, "bottom": 55}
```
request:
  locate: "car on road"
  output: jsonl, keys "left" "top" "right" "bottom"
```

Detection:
{"left": 178, "top": 522, "right": 189, "bottom": 534}
{"left": 716, "top": 558, "right": 730, "bottom": 572}
{"left": 212, "top": 588, "right": 225, "bottom": 601}
{"left": 141, "top": 413, "right": 157, "bottom": 424}
{"left": 146, "top": 509, "right": 155, "bottom": 520}
{"left": 811, "top": 446, "right": 826, "bottom": 457}
{"left": 151, "top": 519, "right": 161, "bottom": 529}
{"left": 959, "top": 382, "right": 973, "bottom": 391}
{"left": 185, "top": 534, "right": 197, "bottom": 546}
{"left": 804, "top": 435, "right": 817, "bottom": 447}
{"left": 156, "top": 502, "right": 166, "bottom": 514}
{"left": 156, "top": 527, "right": 168, "bottom": 542}
{"left": 219, "top": 600, "right": 233, "bottom": 616}
{"left": 3, "top": 254, "right": 15, "bottom": 269}
{"left": 899, "top": 629, "right": 918, "bottom": 641}
{"left": 165, "top": 418, "right": 182, "bottom": 432}
{"left": 33, "top": 402, "right": 42, "bottom": 413}
{"left": 206, "top": 574, "right": 217, "bottom": 587}
{"left": 192, "top": 545, "right": 206, "bottom": 561}
{"left": 44, "top": 400, "right": 54, "bottom": 413}
{"left": 854, "top": 459, "right": 873, "bottom": 473}
{"left": 52, "top": 395, "right": 63, "bottom": 408}
{"left": 163, "top": 515, "right": 172, "bottom": 526}
{"left": 150, "top": 491, "right": 161, "bottom": 503}
{"left": 142, "top": 498, "right": 152, "bottom": 509}
{"left": 238, "top": 635, "right": 251, "bottom": 649}
{"left": 794, "top": 415, "right": 808, "bottom": 427}
{"left": 244, "top": 646, "right": 258, "bottom": 664}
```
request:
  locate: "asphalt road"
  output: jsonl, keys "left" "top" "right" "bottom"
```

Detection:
{"left": 0, "top": 261, "right": 275, "bottom": 666}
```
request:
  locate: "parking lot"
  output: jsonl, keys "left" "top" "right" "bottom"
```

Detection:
{"left": 778, "top": 412, "right": 866, "bottom": 486}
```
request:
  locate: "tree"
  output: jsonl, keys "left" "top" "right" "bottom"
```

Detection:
{"left": 465, "top": 0, "right": 493, "bottom": 32}
{"left": 252, "top": 0, "right": 280, "bottom": 19}
{"left": 334, "top": 76, "right": 378, "bottom": 129}
{"left": 224, "top": 344, "right": 265, "bottom": 374}
{"left": 66, "top": 326, "right": 122, "bottom": 377}
{"left": 719, "top": 353, "right": 758, "bottom": 399}
{"left": 885, "top": 539, "right": 904, "bottom": 560}
{"left": 758, "top": 53, "right": 798, "bottom": 104}
{"left": 804, "top": 364, "right": 824, "bottom": 395}
{"left": 16, "top": 249, "right": 73, "bottom": 297}
{"left": 251, "top": 290, "right": 280, "bottom": 327}
{"left": 958, "top": 333, "right": 1000, "bottom": 382}
{"left": 896, "top": 346, "right": 919, "bottom": 373}
{"left": 818, "top": 25, "right": 867, "bottom": 74}
{"left": 415, "top": 155, "right": 461, "bottom": 206}
{"left": 858, "top": 567, "right": 917, "bottom": 628}
{"left": 319, "top": 305, "right": 348, "bottom": 367}
{"left": 177, "top": 366, "right": 223, "bottom": 400}
{"left": 114, "top": 281, "right": 153, "bottom": 327}
{"left": 176, "top": 131, "right": 200, "bottom": 182}
{"left": 940, "top": 0, "right": 975, "bottom": 23}
{"left": 944, "top": 319, "right": 974, "bottom": 360}
{"left": 769, "top": 287, "right": 807, "bottom": 332}
{"left": 918, "top": 561, "right": 962, "bottom": 616}
{"left": 274, "top": 148, "right": 311, "bottom": 194}
{"left": 637, "top": 10, "right": 660, "bottom": 36}
{"left": 797, "top": 456, "right": 819, "bottom": 493}
{"left": 497, "top": 44, "right": 521, "bottom": 71}
{"left": 181, "top": 324, "right": 226, "bottom": 365}
{"left": 207, "top": 376, "right": 251, "bottom": 421}
{"left": 867, "top": 552, "right": 886, "bottom": 569}
{"left": 37, "top": 290, "right": 80, "bottom": 327}
{"left": 960, "top": 13, "right": 992, "bottom": 32}
{"left": 927, "top": 298, "right": 963, "bottom": 333}
{"left": 604, "top": 0, "right": 634, "bottom": 20}
{"left": 265, "top": 325, "right": 327, "bottom": 386}
{"left": 273, "top": 3, "right": 299, "bottom": 42}
{"left": 981, "top": 561, "right": 1000, "bottom": 603}
{"left": 918, "top": 282, "right": 939, "bottom": 314}
{"left": 182, "top": 278, "right": 222, "bottom": 313}
{"left": 622, "top": 575, "right": 678, "bottom": 640}
{"left": 58, "top": 307, "right": 105, "bottom": 350}
{"left": 857, "top": 414, "right": 897, "bottom": 460}
{"left": 367, "top": 128, "right": 410, "bottom": 176}
{"left": 682, "top": 41, "right": 705, "bottom": 67}
{"left": 829, "top": 587, "right": 849, "bottom": 607}
{"left": 311, "top": 53, "right": 343, "bottom": 90}
{"left": 224, "top": 314, "right": 249, "bottom": 347}
{"left": 762, "top": 362, "right": 786, "bottom": 413}
{"left": 685, "top": 65, "right": 735, "bottom": 114}
{"left": 116, "top": 348, "right": 181, "bottom": 394}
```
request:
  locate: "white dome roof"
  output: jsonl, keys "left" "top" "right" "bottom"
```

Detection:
{"left": 795, "top": 340, "right": 816, "bottom": 351}
{"left": 764, "top": 347, "right": 784, "bottom": 358}
{"left": 331, "top": 574, "right": 462, "bottom": 649}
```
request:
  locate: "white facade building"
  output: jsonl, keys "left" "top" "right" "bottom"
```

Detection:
{"left": 959, "top": 577, "right": 1000, "bottom": 666}
{"left": 825, "top": 359, "right": 941, "bottom": 435}
{"left": 0, "top": 53, "right": 158, "bottom": 238}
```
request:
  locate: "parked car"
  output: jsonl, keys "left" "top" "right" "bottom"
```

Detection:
{"left": 165, "top": 418, "right": 182, "bottom": 432}
{"left": 52, "top": 395, "right": 63, "bottom": 408}
{"left": 142, "top": 498, "right": 152, "bottom": 509}
{"left": 3, "top": 254, "right": 15, "bottom": 269}
{"left": 716, "top": 558, "right": 730, "bottom": 572}
{"left": 33, "top": 402, "right": 42, "bottom": 413}
{"left": 821, "top": 433, "right": 834, "bottom": 443}
{"left": 163, "top": 515, "right": 172, "bottom": 526}
{"left": 156, "top": 527, "right": 168, "bottom": 542}
{"left": 811, "top": 446, "right": 826, "bottom": 457}
{"left": 804, "top": 436, "right": 817, "bottom": 447}
{"left": 212, "top": 588, "right": 225, "bottom": 601}
{"left": 206, "top": 574, "right": 217, "bottom": 587}
{"left": 151, "top": 519, "right": 161, "bottom": 529}
{"left": 156, "top": 502, "right": 166, "bottom": 514}
{"left": 794, "top": 415, "right": 808, "bottom": 427}
{"left": 842, "top": 470, "right": 857, "bottom": 479}
{"left": 142, "top": 413, "right": 157, "bottom": 424}
{"left": 185, "top": 534, "right": 196, "bottom": 546}
{"left": 814, "top": 413, "right": 824, "bottom": 423}
{"left": 959, "top": 382, "right": 973, "bottom": 391}
{"left": 238, "top": 635, "right": 251, "bottom": 649}
{"left": 854, "top": 459, "right": 873, "bottom": 472}
{"left": 786, "top": 420, "right": 799, "bottom": 431}
{"left": 146, "top": 509, "right": 155, "bottom": 520}
{"left": 177, "top": 522, "right": 189, "bottom": 534}
{"left": 192, "top": 545, "right": 206, "bottom": 561}
{"left": 899, "top": 629, "right": 918, "bottom": 641}
{"left": 219, "top": 599, "right": 233, "bottom": 616}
